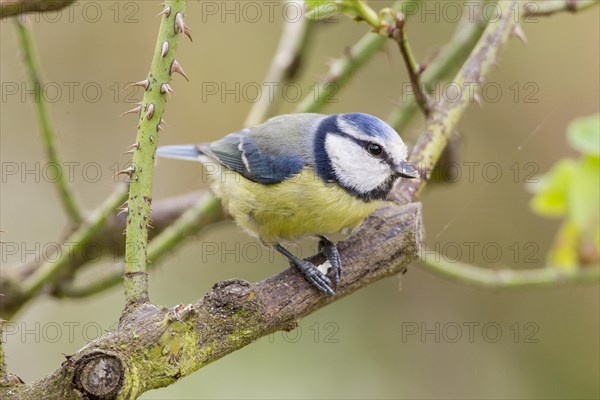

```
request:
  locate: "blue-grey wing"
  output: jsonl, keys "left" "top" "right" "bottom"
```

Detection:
{"left": 199, "top": 113, "right": 326, "bottom": 184}
{"left": 198, "top": 132, "right": 247, "bottom": 174}
{"left": 199, "top": 130, "right": 305, "bottom": 184}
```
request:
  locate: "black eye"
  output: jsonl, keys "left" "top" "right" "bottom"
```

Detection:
{"left": 367, "top": 143, "right": 382, "bottom": 156}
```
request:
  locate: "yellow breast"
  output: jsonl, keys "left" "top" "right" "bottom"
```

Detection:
{"left": 209, "top": 166, "right": 383, "bottom": 243}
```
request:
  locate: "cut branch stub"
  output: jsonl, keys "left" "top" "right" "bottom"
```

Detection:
{"left": 72, "top": 352, "right": 124, "bottom": 399}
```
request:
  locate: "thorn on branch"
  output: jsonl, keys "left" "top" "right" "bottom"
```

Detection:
{"left": 120, "top": 105, "right": 142, "bottom": 117}
{"left": 170, "top": 59, "right": 189, "bottom": 81}
{"left": 115, "top": 166, "right": 136, "bottom": 178}
{"left": 145, "top": 103, "right": 156, "bottom": 120}
{"left": 174, "top": 13, "right": 185, "bottom": 34}
{"left": 160, "top": 83, "right": 174, "bottom": 97}
{"left": 174, "top": 12, "right": 193, "bottom": 41}
{"left": 158, "top": 6, "right": 171, "bottom": 17}
{"left": 126, "top": 79, "right": 150, "bottom": 91}
{"left": 512, "top": 24, "right": 528, "bottom": 45}
{"left": 161, "top": 41, "right": 169, "bottom": 58}
{"left": 184, "top": 26, "right": 193, "bottom": 42}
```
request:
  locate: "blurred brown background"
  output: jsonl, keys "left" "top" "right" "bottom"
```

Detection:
{"left": 1, "top": 1, "right": 598, "bottom": 398}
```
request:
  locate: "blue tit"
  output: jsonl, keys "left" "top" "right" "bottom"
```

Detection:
{"left": 157, "top": 112, "right": 418, "bottom": 296}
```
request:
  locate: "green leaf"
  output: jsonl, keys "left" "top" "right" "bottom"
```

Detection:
{"left": 531, "top": 114, "right": 600, "bottom": 270}
{"left": 529, "top": 159, "right": 577, "bottom": 218}
{"left": 567, "top": 113, "right": 600, "bottom": 156}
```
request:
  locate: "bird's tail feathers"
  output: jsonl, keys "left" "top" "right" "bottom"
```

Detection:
{"left": 156, "top": 145, "right": 203, "bottom": 161}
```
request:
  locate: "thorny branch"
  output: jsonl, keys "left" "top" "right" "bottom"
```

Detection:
{"left": 121, "top": 0, "right": 189, "bottom": 306}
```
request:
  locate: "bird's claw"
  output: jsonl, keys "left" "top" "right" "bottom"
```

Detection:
{"left": 294, "top": 260, "right": 335, "bottom": 297}
{"left": 319, "top": 237, "right": 342, "bottom": 287}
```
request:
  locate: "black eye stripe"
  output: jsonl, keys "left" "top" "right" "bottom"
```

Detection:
{"left": 326, "top": 129, "right": 395, "bottom": 168}
{"left": 347, "top": 137, "right": 392, "bottom": 163}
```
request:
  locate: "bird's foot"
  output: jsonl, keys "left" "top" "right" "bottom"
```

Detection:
{"left": 274, "top": 244, "right": 335, "bottom": 296}
{"left": 318, "top": 236, "right": 342, "bottom": 287}
{"left": 293, "top": 259, "right": 335, "bottom": 297}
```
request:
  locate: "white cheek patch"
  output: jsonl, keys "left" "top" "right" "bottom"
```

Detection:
{"left": 325, "top": 135, "right": 390, "bottom": 193}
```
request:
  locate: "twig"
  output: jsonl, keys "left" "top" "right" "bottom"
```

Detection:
{"left": 390, "top": 12, "right": 431, "bottom": 117}
{"left": 57, "top": 194, "right": 224, "bottom": 298}
{"left": 391, "top": 0, "right": 519, "bottom": 204}
{"left": 19, "top": 186, "right": 128, "bottom": 302}
{"left": 524, "top": 0, "right": 599, "bottom": 17}
{"left": 388, "top": 8, "right": 487, "bottom": 132}
{"left": 244, "top": 1, "right": 314, "bottom": 127}
{"left": 418, "top": 251, "right": 600, "bottom": 288}
{"left": 0, "top": 0, "right": 75, "bottom": 18}
{"left": 122, "top": 0, "right": 189, "bottom": 306}
{"left": 14, "top": 20, "right": 84, "bottom": 225}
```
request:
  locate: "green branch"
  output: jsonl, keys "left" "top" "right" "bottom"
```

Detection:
{"left": 122, "top": 0, "right": 189, "bottom": 305}
{"left": 418, "top": 251, "right": 600, "bottom": 289}
{"left": 14, "top": 20, "right": 84, "bottom": 225}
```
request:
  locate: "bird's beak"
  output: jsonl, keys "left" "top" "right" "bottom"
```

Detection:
{"left": 395, "top": 161, "right": 419, "bottom": 179}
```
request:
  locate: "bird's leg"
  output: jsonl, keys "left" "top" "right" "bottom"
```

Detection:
{"left": 274, "top": 244, "right": 335, "bottom": 296}
{"left": 318, "top": 236, "right": 342, "bottom": 287}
